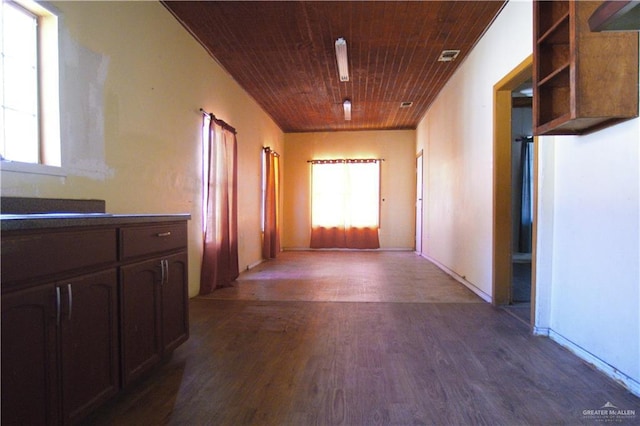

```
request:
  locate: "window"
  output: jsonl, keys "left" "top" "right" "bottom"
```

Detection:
{"left": 310, "top": 159, "right": 381, "bottom": 249}
{"left": 1, "top": 0, "right": 60, "bottom": 168}
{"left": 312, "top": 160, "right": 380, "bottom": 229}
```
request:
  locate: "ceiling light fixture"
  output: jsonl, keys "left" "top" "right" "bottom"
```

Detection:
{"left": 519, "top": 87, "right": 533, "bottom": 97}
{"left": 335, "top": 37, "right": 349, "bottom": 82}
{"left": 343, "top": 99, "right": 352, "bottom": 121}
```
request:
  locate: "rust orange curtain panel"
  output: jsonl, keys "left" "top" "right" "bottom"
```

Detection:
{"left": 200, "top": 113, "right": 239, "bottom": 295}
{"left": 310, "top": 159, "right": 381, "bottom": 249}
{"left": 262, "top": 147, "right": 280, "bottom": 259}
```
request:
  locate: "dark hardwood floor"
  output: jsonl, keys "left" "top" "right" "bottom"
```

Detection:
{"left": 82, "top": 251, "right": 639, "bottom": 425}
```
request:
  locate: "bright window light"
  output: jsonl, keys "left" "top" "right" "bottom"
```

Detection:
{"left": 202, "top": 114, "right": 211, "bottom": 233}
{"left": 1, "top": 0, "right": 60, "bottom": 167}
{"left": 1, "top": 0, "right": 39, "bottom": 163}
{"left": 311, "top": 161, "right": 380, "bottom": 228}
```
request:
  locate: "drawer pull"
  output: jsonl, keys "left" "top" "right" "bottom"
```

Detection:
{"left": 156, "top": 232, "right": 172, "bottom": 237}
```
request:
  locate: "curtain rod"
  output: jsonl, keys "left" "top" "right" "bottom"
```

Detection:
{"left": 200, "top": 108, "right": 237, "bottom": 134}
{"left": 307, "top": 158, "right": 384, "bottom": 164}
{"left": 263, "top": 146, "right": 280, "bottom": 157}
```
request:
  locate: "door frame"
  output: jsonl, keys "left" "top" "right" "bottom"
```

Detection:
{"left": 415, "top": 150, "right": 424, "bottom": 254}
{"left": 492, "top": 55, "right": 537, "bottom": 325}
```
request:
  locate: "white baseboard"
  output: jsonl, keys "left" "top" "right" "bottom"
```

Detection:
{"left": 419, "top": 253, "right": 492, "bottom": 303}
{"left": 547, "top": 329, "right": 640, "bottom": 397}
{"left": 281, "top": 247, "right": 414, "bottom": 252}
{"left": 245, "top": 258, "right": 265, "bottom": 271}
{"left": 532, "top": 326, "right": 549, "bottom": 336}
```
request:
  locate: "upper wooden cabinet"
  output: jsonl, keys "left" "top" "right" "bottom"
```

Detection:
{"left": 588, "top": 1, "right": 640, "bottom": 32}
{"left": 533, "top": 0, "right": 639, "bottom": 135}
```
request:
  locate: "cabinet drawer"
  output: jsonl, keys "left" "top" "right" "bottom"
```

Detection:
{"left": 1, "top": 229, "right": 117, "bottom": 288}
{"left": 120, "top": 223, "right": 187, "bottom": 260}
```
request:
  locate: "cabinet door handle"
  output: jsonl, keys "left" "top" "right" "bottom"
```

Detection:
{"left": 162, "top": 259, "right": 169, "bottom": 286}
{"left": 67, "top": 284, "right": 73, "bottom": 321}
{"left": 156, "top": 232, "right": 171, "bottom": 237}
{"left": 56, "top": 286, "right": 61, "bottom": 326}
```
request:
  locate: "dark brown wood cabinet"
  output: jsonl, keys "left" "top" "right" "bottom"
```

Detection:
{"left": 120, "top": 258, "right": 163, "bottom": 386}
{"left": 1, "top": 270, "right": 118, "bottom": 426}
{"left": 119, "top": 223, "right": 189, "bottom": 386}
{"left": 533, "top": 0, "right": 638, "bottom": 135}
{"left": 120, "top": 252, "right": 189, "bottom": 385}
{"left": 59, "top": 270, "right": 119, "bottom": 424}
{"left": 1, "top": 217, "right": 189, "bottom": 425}
{"left": 161, "top": 253, "right": 189, "bottom": 353}
{"left": 1, "top": 284, "right": 59, "bottom": 425}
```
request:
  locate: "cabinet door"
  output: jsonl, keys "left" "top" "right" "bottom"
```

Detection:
{"left": 120, "top": 258, "right": 162, "bottom": 386}
{"left": 1, "top": 285, "right": 59, "bottom": 426}
{"left": 59, "top": 270, "right": 119, "bottom": 424}
{"left": 162, "top": 252, "right": 189, "bottom": 353}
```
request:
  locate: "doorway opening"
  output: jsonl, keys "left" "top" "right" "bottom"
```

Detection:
{"left": 415, "top": 150, "right": 423, "bottom": 255}
{"left": 492, "top": 55, "right": 536, "bottom": 327}
{"left": 510, "top": 81, "right": 533, "bottom": 319}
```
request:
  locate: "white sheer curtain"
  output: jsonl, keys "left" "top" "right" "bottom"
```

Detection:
{"left": 200, "top": 113, "right": 239, "bottom": 294}
{"left": 310, "top": 159, "right": 380, "bottom": 249}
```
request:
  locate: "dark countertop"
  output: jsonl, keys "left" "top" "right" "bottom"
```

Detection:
{"left": 1, "top": 213, "right": 191, "bottom": 231}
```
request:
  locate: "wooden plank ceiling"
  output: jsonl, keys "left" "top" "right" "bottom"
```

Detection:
{"left": 163, "top": 1, "right": 506, "bottom": 132}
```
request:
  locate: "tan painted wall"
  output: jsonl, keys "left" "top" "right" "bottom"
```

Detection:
{"left": 282, "top": 130, "right": 416, "bottom": 249}
{"left": 416, "top": 0, "right": 532, "bottom": 300}
{"left": 415, "top": 0, "right": 639, "bottom": 392}
{"left": 0, "top": 1, "right": 284, "bottom": 297}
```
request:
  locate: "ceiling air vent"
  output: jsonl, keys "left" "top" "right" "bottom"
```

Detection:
{"left": 438, "top": 49, "right": 460, "bottom": 62}
{"left": 400, "top": 102, "right": 413, "bottom": 108}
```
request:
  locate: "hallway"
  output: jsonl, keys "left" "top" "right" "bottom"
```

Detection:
{"left": 83, "top": 252, "right": 639, "bottom": 425}
{"left": 205, "top": 251, "right": 482, "bottom": 304}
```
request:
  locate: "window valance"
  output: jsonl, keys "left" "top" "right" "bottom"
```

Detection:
{"left": 307, "top": 158, "right": 383, "bottom": 164}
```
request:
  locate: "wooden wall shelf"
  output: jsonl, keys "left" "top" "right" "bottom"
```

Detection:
{"left": 533, "top": 0, "right": 639, "bottom": 135}
{"left": 589, "top": 1, "right": 640, "bottom": 32}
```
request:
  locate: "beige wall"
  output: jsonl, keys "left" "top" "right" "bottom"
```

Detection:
{"left": 416, "top": 0, "right": 532, "bottom": 300}
{"left": 0, "top": 1, "right": 284, "bottom": 297}
{"left": 416, "top": 0, "right": 639, "bottom": 393}
{"left": 282, "top": 130, "right": 416, "bottom": 249}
